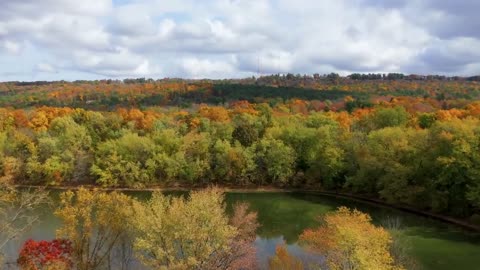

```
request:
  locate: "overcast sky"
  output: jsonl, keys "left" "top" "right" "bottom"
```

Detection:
{"left": 0, "top": 0, "right": 479, "bottom": 81}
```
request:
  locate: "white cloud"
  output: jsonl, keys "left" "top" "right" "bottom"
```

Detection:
{"left": 1, "top": 40, "right": 21, "bottom": 54}
{"left": 180, "top": 57, "right": 236, "bottom": 79}
{"left": 0, "top": 0, "right": 113, "bottom": 18}
{"left": 35, "top": 63, "right": 57, "bottom": 73}
{"left": 70, "top": 48, "right": 160, "bottom": 77}
{"left": 0, "top": 0, "right": 479, "bottom": 80}
{"left": 238, "top": 51, "right": 295, "bottom": 74}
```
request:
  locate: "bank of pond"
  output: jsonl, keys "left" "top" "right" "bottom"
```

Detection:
{"left": 3, "top": 191, "right": 480, "bottom": 270}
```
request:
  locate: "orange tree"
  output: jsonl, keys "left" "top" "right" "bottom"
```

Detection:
{"left": 299, "top": 207, "right": 404, "bottom": 270}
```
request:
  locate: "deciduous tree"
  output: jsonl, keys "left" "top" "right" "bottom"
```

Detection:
{"left": 130, "top": 188, "right": 238, "bottom": 269}
{"left": 54, "top": 188, "right": 133, "bottom": 270}
{"left": 300, "top": 207, "right": 403, "bottom": 270}
{"left": 0, "top": 185, "right": 50, "bottom": 265}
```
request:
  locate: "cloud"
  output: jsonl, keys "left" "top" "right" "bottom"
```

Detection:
{"left": 419, "top": 0, "right": 480, "bottom": 39}
{"left": 238, "top": 51, "right": 295, "bottom": 74}
{"left": 0, "top": 0, "right": 112, "bottom": 18}
{"left": 70, "top": 48, "right": 161, "bottom": 77}
{"left": 35, "top": 63, "right": 57, "bottom": 73}
{"left": 0, "top": 0, "right": 479, "bottom": 81}
{"left": 180, "top": 57, "right": 236, "bottom": 79}
{"left": 1, "top": 40, "right": 22, "bottom": 54}
{"left": 415, "top": 38, "right": 480, "bottom": 73}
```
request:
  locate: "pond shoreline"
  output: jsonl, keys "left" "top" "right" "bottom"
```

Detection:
{"left": 14, "top": 184, "right": 480, "bottom": 232}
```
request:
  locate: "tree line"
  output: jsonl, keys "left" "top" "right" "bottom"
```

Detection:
{"left": 0, "top": 101, "right": 479, "bottom": 219}
{"left": 2, "top": 77, "right": 480, "bottom": 109}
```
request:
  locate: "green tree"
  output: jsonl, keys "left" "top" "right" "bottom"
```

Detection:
{"left": 346, "top": 127, "right": 425, "bottom": 205}
{"left": 305, "top": 125, "right": 346, "bottom": 189}
{"left": 211, "top": 140, "right": 255, "bottom": 184}
{"left": 417, "top": 113, "right": 436, "bottom": 129}
{"left": 91, "top": 132, "right": 156, "bottom": 187}
{"left": 26, "top": 116, "right": 92, "bottom": 185}
{"left": 372, "top": 107, "right": 409, "bottom": 129}
{"left": 355, "top": 107, "right": 409, "bottom": 132}
{"left": 252, "top": 138, "right": 296, "bottom": 184}
{"left": 71, "top": 109, "right": 123, "bottom": 145}
{"left": 151, "top": 129, "right": 183, "bottom": 156}
{"left": 180, "top": 132, "right": 212, "bottom": 184}
{"left": 48, "top": 116, "right": 92, "bottom": 153}
{"left": 423, "top": 119, "right": 480, "bottom": 215}
{"left": 268, "top": 121, "right": 318, "bottom": 172}
{"left": 232, "top": 114, "right": 261, "bottom": 147}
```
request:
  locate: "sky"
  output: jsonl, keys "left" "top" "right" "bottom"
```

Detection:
{"left": 0, "top": 0, "right": 479, "bottom": 81}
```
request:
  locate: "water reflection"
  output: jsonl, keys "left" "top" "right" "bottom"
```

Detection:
{"left": 2, "top": 191, "right": 480, "bottom": 270}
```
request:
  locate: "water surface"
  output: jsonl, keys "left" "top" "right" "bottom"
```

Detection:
{"left": 5, "top": 192, "right": 480, "bottom": 269}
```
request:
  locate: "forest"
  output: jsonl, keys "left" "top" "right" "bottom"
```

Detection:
{"left": 0, "top": 75, "right": 480, "bottom": 269}
{"left": 0, "top": 76, "right": 479, "bottom": 222}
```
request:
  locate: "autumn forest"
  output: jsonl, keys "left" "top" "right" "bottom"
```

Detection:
{"left": 1, "top": 74, "right": 480, "bottom": 269}
{"left": 1, "top": 75, "right": 480, "bottom": 217}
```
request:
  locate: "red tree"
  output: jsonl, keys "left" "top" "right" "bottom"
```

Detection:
{"left": 17, "top": 239, "right": 73, "bottom": 270}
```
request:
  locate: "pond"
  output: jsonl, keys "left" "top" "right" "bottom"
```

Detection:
{"left": 4, "top": 191, "right": 480, "bottom": 269}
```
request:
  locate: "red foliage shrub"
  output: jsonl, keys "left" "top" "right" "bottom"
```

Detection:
{"left": 17, "top": 239, "right": 72, "bottom": 270}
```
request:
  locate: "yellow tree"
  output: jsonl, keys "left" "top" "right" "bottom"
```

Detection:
{"left": 300, "top": 207, "right": 403, "bottom": 270}
{"left": 55, "top": 188, "right": 133, "bottom": 270}
{"left": 198, "top": 105, "right": 230, "bottom": 122}
{"left": 28, "top": 111, "right": 49, "bottom": 132}
{"left": 130, "top": 188, "right": 238, "bottom": 269}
